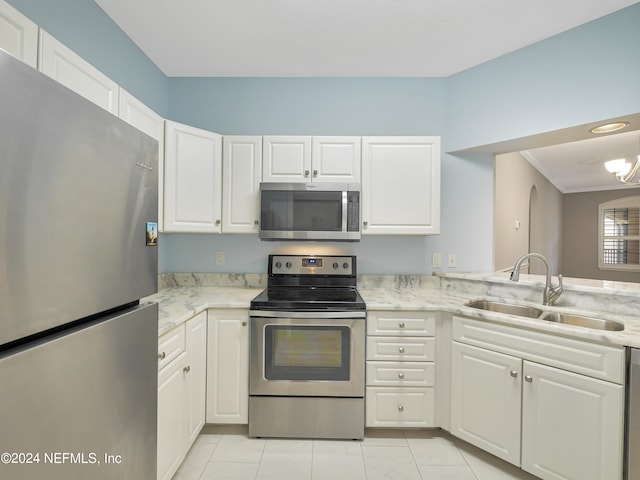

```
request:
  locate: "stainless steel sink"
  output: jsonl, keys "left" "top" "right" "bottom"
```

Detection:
{"left": 465, "top": 300, "right": 543, "bottom": 319}
{"left": 539, "top": 312, "right": 624, "bottom": 331}
{"left": 465, "top": 299, "right": 625, "bottom": 331}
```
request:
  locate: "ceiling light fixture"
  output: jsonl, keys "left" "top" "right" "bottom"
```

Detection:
{"left": 604, "top": 135, "right": 640, "bottom": 185}
{"left": 590, "top": 122, "right": 630, "bottom": 134}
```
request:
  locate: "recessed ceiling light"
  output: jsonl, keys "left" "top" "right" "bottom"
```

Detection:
{"left": 590, "top": 122, "right": 630, "bottom": 134}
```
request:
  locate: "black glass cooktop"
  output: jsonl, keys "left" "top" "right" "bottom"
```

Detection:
{"left": 250, "top": 286, "right": 366, "bottom": 311}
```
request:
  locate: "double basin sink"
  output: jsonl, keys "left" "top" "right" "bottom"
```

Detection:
{"left": 466, "top": 299, "right": 624, "bottom": 331}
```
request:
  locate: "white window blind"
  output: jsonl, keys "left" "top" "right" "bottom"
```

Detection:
{"left": 599, "top": 196, "right": 640, "bottom": 271}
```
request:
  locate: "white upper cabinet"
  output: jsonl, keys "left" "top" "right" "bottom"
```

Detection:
{"left": 0, "top": 0, "right": 38, "bottom": 67}
{"left": 311, "top": 136, "right": 361, "bottom": 182}
{"left": 119, "top": 89, "right": 166, "bottom": 231}
{"left": 164, "top": 120, "right": 222, "bottom": 233}
{"left": 222, "top": 136, "right": 262, "bottom": 234}
{"left": 38, "top": 30, "right": 119, "bottom": 114}
{"left": 263, "top": 136, "right": 361, "bottom": 183}
{"left": 262, "top": 136, "right": 312, "bottom": 182}
{"left": 361, "top": 136, "right": 441, "bottom": 235}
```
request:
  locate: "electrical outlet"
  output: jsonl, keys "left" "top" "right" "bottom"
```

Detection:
{"left": 215, "top": 250, "right": 226, "bottom": 266}
{"left": 432, "top": 253, "right": 442, "bottom": 268}
{"left": 448, "top": 254, "right": 457, "bottom": 268}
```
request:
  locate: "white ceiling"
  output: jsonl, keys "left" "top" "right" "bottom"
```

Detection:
{"left": 94, "top": 0, "right": 638, "bottom": 77}
{"left": 523, "top": 130, "right": 640, "bottom": 194}
{"left": 95, "top": 0, "right": 640, "bottom": 192}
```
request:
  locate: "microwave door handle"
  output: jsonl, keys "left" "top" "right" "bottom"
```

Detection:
{"left": 342, "top": 191, "right": 348, "bottom": 232}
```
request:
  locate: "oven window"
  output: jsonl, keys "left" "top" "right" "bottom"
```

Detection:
{"left": 264, "top": 325, "right": 350, "bottom": 381}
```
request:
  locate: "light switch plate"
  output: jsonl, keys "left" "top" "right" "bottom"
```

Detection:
{"left": 432, "top": 253, "right": 442, "bottom": 268}
{"left": 448, "top": 254, "right": 457, "bottom": 268}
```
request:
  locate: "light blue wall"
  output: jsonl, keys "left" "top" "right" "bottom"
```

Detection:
{"left": 446, "top": 3, "right": 640, "bottom": 152}
{"left": 7, "top": 0, "right": 169, "bottom": 116}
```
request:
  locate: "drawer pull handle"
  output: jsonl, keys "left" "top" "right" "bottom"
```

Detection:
{"left": 398, "top": 347, "right": 405, "bottom": 353}
{"left": 525, "top": 375, "right": 533, "bottom": 383}
{"left": 398, "top": 404, "right": 404, "bottom": 412}
{"left": 510, "top": 370, "right": 518, "bottom": 378}
{"left": 158, "top": 352, "right": 166, "bottom": 360}
{"left": 399, "top": 322, "right": 405, "bottom": 328}
{"left": 398, "top": 373, "right": 405, "bottom": 379}
{"left": 183, "top": 365, "right": 191, "bottom": 373}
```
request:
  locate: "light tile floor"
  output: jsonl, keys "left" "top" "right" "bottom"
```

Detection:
{"left": 172, "top": 426, "right": 540, "bottom": 480}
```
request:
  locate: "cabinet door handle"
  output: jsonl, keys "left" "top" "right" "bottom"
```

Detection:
{"left": 398, "top": 372, "right": 405, "bottom": 379}
{"left": 398, "top": 347, "right": 405, "bottom": 353}
{"left": 363, "top": 221, "right": 368, "bottom": 227}
{"left": 242, "top": 321, "right": 247, "bottom": 326}
{"left": 215, "top": 219, "right": 221, "bottom": 225}
{"left": 399, "top": 322, "right": 405, "bottom": 329}
{"left": 183, "top": 365, "right": 191, "bottom": 373}
{"left": 525, "top": 375, "right": 533, "bottom": 383}
{"left": 158, "top": 352, "right": 166, "bottom": 360}
{"left": 397, "top": 404, "right": 404, "bottom": 412}
{"left": 254, "top": 220, "right": 259, "bottom": 225}
{"left": 304, "top": 170, "right": 310, "bottom": 177}
{"left": 510, "top": 370, "right": 518, "bottom": 378}
{"left": 313, "top": 169, "right": 318, "bottom": 177}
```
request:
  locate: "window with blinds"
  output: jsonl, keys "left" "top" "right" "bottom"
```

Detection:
{"left": 599, "top": 196, "right": 640, "bottom": 271}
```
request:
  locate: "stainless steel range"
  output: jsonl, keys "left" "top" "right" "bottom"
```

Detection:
{"left": 249, "top": 254, "right": 366, "bottom": 440}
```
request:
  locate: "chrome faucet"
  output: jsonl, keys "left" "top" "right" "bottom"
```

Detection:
{"left": 509, "top": 253, "right": 563, "bottom": 306}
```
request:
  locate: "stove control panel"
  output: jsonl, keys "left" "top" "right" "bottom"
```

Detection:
{"left": 270, "top": 255, "right": 355, "bottom": 276}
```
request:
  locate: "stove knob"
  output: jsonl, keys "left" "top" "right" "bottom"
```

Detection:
{"left": 286, "top": 262, "right": 292, "bottom": 269}
{"left": 333, "top": 262, "right": 339, "bottom": 269}
{"left": 343, "top": 262, "right": 349, "bottom": 270}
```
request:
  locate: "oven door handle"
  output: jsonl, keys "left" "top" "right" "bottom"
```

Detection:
{"left": 249, "top": 310, "right": 366, "bottom": 319}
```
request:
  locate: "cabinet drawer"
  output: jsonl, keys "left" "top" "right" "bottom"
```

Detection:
{"left": 367, "top": 336, "right": 434, "bottom": 361}
{"left": 453, "top": 316, "right": 625, "bottom": 384}
{"left": 366, "top": 361, "right": 434, "bottom": 387}
{"left": 367, "top": 311, "right": 436, "bottom": 336}
{"left": 158, "top": 325, "right": 186, "bottom": 371}
{"left": 365, "top": 387, "right": 434, "bottom": 427}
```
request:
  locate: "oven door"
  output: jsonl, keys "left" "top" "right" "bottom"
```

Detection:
{"left": 249, "top": 314, "right": 365, "bottom": 397}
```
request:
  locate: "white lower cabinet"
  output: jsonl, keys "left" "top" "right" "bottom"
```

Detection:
{"left": 157, "top": 311, "right": 207, "bottom": 480}
{"left": 450, "top": 316, "right": 624, "bottom": 480}
{"left": 206, "top": 309, "right": 249, "bottom": 424}
{"left": 366, "top": 310, "right": 437, "bottom": 427}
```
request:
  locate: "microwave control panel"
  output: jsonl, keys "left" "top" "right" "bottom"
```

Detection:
{"left": 347, "top": 192, "right": 360, "bottom": 232}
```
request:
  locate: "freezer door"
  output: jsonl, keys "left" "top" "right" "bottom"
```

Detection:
{"left": 0, "top": 50, "right": 158, "bottom": 346}
{"left": 0, "top": 303, "right": 158, "bottom": 479}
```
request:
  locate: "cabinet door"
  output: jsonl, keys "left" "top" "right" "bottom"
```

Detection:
{"left": 206, "top": 309, "right": 249, "bottom": 424}
{"left": 164, "top": 121, "right": 222, "bottom": 232}
{"left": 0, "top": 0, "right": 38, "bottom": 67}
{"left": 521, "top": 361, "right": 624, "bottom": 480}
{"left": 311, "top": 136, "right": 361, "bottom": 182}
{"left": 185, "top": 312, "right": 207, "bottom": 446}
{"left": 157, "top": 351, "right": 187, "bottom": 480}
{"left": 361, "top": 136, "right": 440, "bottom": 235}
{"left": 222, "top": 136, "right": 262, "bottom": 233}
{"left": 38, "top": 31, "right": 119, "bottom": 114}
{"left": 118, "top": 89, "right": 165, "bottom": 231}
{"left": 450, "top": 341, "right": 522, "bottom": 466}
{"left": 262, "top": 136, "right": 311, "bottom": 182}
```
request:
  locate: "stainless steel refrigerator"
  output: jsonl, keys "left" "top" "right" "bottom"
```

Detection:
{"left": 0, "top": 50, "right": 159, "bottom": 479}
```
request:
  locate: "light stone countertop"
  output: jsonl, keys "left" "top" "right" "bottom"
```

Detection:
{"left": 145, "top": 272, "right": 640, "bottom": 348}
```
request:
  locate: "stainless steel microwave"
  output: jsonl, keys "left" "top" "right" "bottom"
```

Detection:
{"left": 259, "top": 182, "right": 361, "bottom": 241}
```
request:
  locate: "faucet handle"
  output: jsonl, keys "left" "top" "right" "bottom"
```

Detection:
{"left": 549, "top": 274, "right": 564, "bottom": 305}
